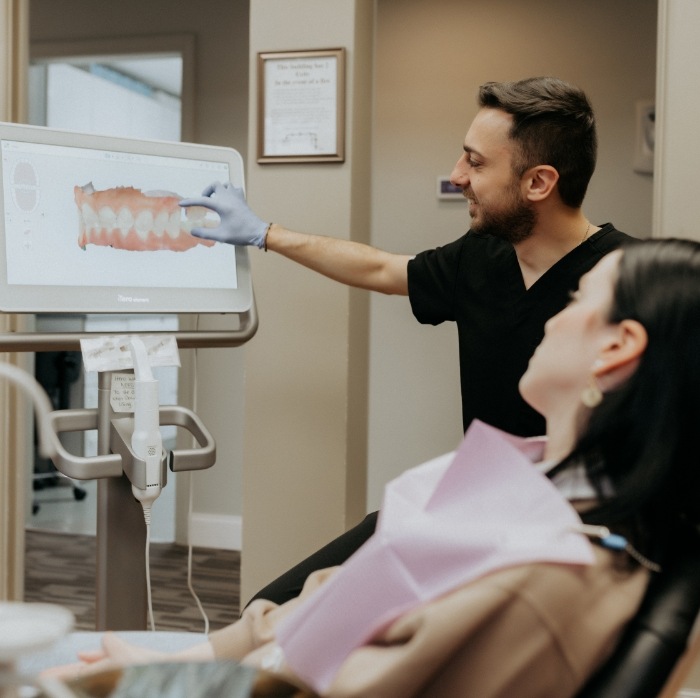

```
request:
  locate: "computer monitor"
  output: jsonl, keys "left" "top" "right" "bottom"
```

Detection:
{"left": 0, "top": 122, "right": 252, "bottom": 314}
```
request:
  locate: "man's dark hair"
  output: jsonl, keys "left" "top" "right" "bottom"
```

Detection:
{"left": 478, "top": 77, "right": 596, "bottom": 208}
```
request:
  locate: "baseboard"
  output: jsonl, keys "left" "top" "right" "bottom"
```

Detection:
{"left": 187, "top": 513, "right": 242, "bottom": 551}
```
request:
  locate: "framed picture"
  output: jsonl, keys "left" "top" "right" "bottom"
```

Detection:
{"left": 257, "top": 48, "right": 346, "bottom": 164}
{"left": 436, "top": 176, "right": 463, "bottom": 200}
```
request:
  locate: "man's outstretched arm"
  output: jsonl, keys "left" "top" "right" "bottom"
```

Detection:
{"left": 181, "top": 181, "right": 411, "bottom": 296}
{"left": 265, "top": 223, "right": 410, "bottom": 295}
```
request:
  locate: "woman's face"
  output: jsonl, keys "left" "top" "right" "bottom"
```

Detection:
{"left": 520, "top": 250, "right": 623, "bottom": 419}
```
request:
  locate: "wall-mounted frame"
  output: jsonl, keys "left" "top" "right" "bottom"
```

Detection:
{"left": 257, "top": 48, "right": 345, "bottom": 164}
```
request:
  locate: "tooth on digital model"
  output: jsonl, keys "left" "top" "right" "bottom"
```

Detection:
{"left": 74, "top": 183, "right": 217, "bottom": 252}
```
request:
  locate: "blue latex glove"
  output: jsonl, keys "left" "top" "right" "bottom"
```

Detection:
{"left": 179, "top": 181, "right": 268, "bottom": 248}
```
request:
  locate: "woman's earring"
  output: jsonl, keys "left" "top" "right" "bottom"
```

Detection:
{"left": 581, "top": 378, "right": 603, "bottom": 408}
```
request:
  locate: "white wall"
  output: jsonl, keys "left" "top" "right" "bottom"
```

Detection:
{"left": 653, "top": 0, "right": 700, "bottom": 241}
{"left": 366, "top": 0, "right": 658, "bottom": 508}
{"left": 41, "top": 63, "right": 181, "bottom": 140}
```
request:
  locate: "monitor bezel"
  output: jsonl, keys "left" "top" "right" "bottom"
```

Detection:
{"left": 0, "top": 121, "right": 252, "bottom": 315}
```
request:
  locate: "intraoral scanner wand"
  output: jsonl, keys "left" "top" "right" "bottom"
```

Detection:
{"left": 128, "top": 337, "right": 163, "bottom": 631}
{"left": 128, "top": 337, "right": 163, "bottom": 507}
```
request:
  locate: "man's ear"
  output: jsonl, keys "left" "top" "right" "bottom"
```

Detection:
{"left": 594, "top": 319, "right": 648, "bottom": 389}
{"left": 523, "top": 165, "right": 559, "bottom": 202}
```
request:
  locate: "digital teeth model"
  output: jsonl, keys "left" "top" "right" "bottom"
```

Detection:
{"left": 74, "top": 183, "right": 216, "bottom": 252}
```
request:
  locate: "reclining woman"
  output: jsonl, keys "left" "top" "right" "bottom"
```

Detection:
{"left": 50, "top": 238, "right": 700, "bottom": 697}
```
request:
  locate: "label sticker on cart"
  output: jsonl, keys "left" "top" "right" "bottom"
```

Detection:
{"left": 110, "top": 372, "right": 135, "bottom": 413}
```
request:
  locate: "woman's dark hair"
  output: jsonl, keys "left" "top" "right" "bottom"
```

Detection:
{"left": 478, "top": 77, "right": 596, "bottom": 209}
{"left": 554, "top": 239, "right": 700, "bottom": 557}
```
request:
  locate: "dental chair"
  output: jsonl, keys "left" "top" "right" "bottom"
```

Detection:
{"left": 577, "top": 526, "right": 700, "bottom": 698}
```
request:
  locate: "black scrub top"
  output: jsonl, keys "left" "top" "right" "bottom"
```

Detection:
{"left": 407, "top": 224, "right": 633, "bottom": 437}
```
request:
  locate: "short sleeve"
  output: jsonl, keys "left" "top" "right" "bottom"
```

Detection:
{"left": 407, "top": 235, "right": 467, "bottom": 325}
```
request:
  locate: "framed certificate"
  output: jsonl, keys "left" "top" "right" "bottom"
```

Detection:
{"left": 257, "top": 48, "right": 345, "bottom": 164}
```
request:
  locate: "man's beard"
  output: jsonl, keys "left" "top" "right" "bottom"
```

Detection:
{"left": 468, "top": 189, "right": 536, "bottom": 245}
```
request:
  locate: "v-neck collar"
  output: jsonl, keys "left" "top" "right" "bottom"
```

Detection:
{"left": 510, "top": 224, "right": 613, "bottom": 294}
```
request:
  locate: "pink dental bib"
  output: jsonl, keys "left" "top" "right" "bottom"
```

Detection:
{"left": 276, "top": 420, "right": 595, "bottom": 692}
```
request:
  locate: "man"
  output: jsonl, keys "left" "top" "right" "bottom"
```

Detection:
{"left": 182, "top": 77, "right": 634, "bottom": 604}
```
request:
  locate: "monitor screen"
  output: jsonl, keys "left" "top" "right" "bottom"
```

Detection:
{"left": 0, "top": 122, "right": 252, "bottom": 314}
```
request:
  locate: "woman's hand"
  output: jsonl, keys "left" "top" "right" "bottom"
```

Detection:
{"left": 40, "top": 632, "right": 169, "bottom": 682}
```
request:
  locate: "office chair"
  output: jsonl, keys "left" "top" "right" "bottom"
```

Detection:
{"left": 32, "top": 351, "right": 86, "bottom": 512}
{"left": 577, "top": 526, "right": 700, "bottom": 698}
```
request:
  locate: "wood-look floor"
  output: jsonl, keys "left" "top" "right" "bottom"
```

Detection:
{"left": 24, "top": 529, "right": 241, "bottom": 632}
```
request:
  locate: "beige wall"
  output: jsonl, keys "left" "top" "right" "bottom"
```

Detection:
{"left": 367, "top": 0, "right": 658, "bottom": 508}
{"left": 242, "top": 0, "right": 374, "bottom": 601}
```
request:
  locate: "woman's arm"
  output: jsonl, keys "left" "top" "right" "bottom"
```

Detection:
{"left": 40, "top": 632, "right": 215, "bottom": 682}
{"left": 324, "top": 554, "right": 647, "bottom": 698}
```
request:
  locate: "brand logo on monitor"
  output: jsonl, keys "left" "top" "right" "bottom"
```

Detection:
{"left": 117, "top": 294, "right": 150, "bottom": 304}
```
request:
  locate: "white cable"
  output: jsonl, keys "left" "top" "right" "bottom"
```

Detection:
{"left": 142, "top": 503, "right": 156, "bottom": 632}
{"left": 186, "top": 335, "right": 210, "bottom": 635}
{"left": 187, "top": 470, "right": 209, "bottom": 635}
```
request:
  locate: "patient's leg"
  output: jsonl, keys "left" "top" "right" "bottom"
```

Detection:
{"left": 245, "top": 511, "right": 379, "bottom": 608}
